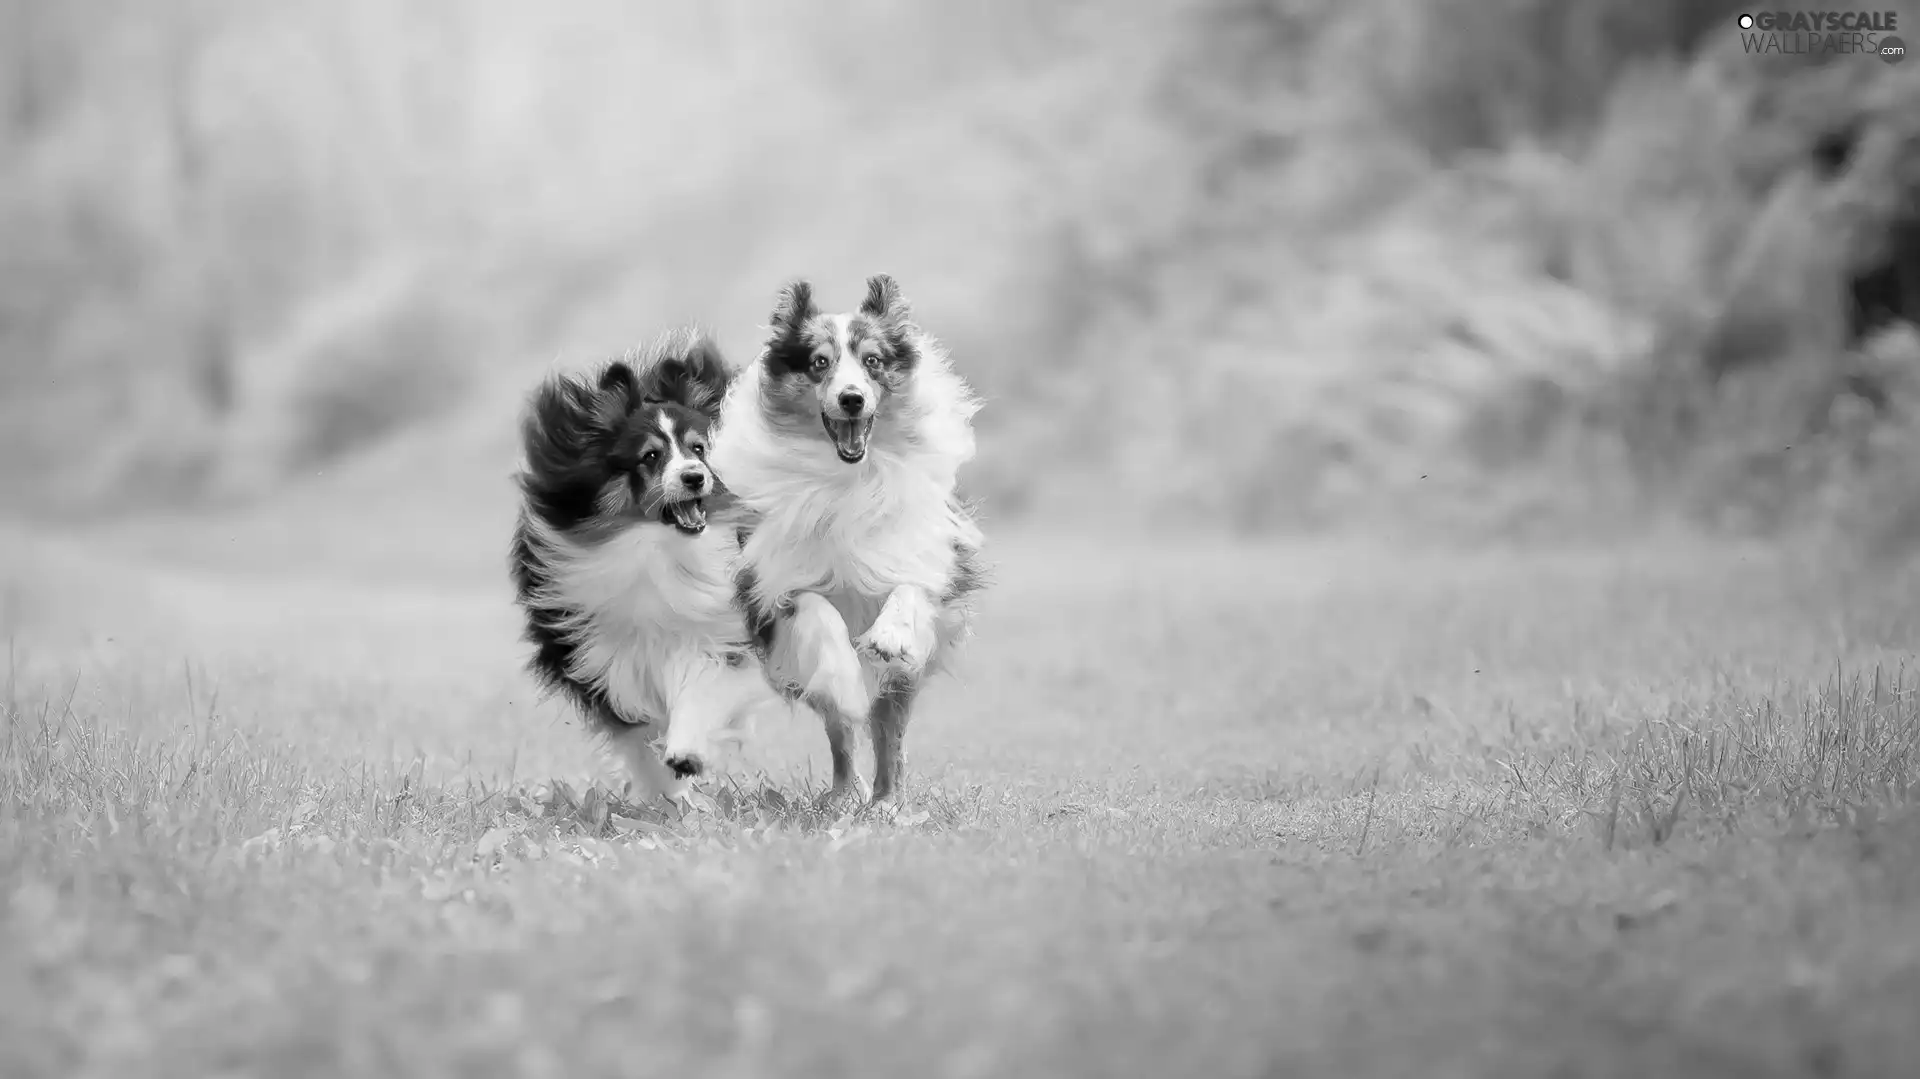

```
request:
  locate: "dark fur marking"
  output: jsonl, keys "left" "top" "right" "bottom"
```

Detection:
{"left": 845, "top": 318, "right": 870, "bottom": 351}
{"left": 861, "top": 274, "right": 905, "bottom": 320}
{"left": 942, "top": 538, "right": 989, "bottom": 607}
{"left": 516, "top": 338, "right": 728, "bottom": 533}
{"left": 599, "top": 360, "right": 641, "bottom": 403}
{"left": 516, "top": 372, "right": 628, "bottom": 533}
{"left": 853, "top": 274, "right": 921, "bottom": 371}
{"left": 876, "top": 667, "right": 919, "bottom": 700}
{"left": 510, "top": 511, "right": 628, "bottom": 736}
{"left": 640, "top": 336, "right": 730, "bottom": 416}
{"left": 765, "top": 280, "right": 822, "bottom": 376}
{"left": 859, "top": 318, "right": 918, "bottom": 385}
{"left": 846, "top": 316, "right": 914, "bottom": 369}
{"left": 763, "top": 276, "right": 924, "bottom": 379}
{"left": 771, "top": 279, "right": 817, "bottom": 330}
{"left": 733, "top": 563, "right": 779, "bottom": 658}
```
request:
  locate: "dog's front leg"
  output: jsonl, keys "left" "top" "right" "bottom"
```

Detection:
{"left": 782, "top": 592, "right": 871, "bottom": 813}
{"left": 659, "top": 657, "right": 778, "bottom": 783}
{"left": 854, "top": 585, "right": 939, "bottom": 676}
{"left": 786, "top": 593, "right": 869, "bottom": 720}
{"left": 866, "top": 673, "right": 920, "bottom": 810}
{"left": 610, "top": 724, "right": 692, "bottom": 808}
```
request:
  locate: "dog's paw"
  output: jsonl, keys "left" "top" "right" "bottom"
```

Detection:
{"left": 855, "top": 622, "right": 933, "bottom": 674}
{"left": 855, "top": 600, "right": 935, "bottom": 675}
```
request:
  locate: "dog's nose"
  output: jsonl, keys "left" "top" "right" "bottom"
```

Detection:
{"left": 837, "top": 389, "right": 866, "bottom": 414}
{"left": 680, "top": 469, "right": 705, "bottom": 492}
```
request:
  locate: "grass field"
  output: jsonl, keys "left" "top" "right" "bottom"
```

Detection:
{"left": 8, "top": 2, "right": 1920, "bottom": 1074}
{"left": 4, "top": 520, "right": 1920, "bottom": 1078}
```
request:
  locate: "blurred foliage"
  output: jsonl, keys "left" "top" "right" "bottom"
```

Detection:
{"left": 1038, "top": 0, "right": 1920, "bottom": 545}
{"left": 2, "top": 0, "right": 1919, "bottom": 545}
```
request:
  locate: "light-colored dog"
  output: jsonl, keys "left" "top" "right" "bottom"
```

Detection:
{"left": 711, "top": 274, "right": 987, "bottom": 812}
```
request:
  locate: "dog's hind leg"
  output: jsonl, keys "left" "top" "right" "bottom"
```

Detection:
{"left": 867, "top": 674, "right": 921, "bottom": 809}
{"left": 805, "top": 694, "right": 868, "bottom": 813}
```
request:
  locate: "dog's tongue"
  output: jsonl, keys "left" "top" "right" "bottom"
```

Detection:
{"left": 668, "top": 500, "right": 706, "bottom": 533}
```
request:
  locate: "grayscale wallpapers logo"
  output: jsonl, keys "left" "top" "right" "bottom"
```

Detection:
{"left": 1737, "top": 11, "right": 1906, "bottom": 61}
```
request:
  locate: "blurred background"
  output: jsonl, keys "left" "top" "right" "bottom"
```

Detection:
{"left": 3, "top": 0, "right": 1920, "bottom": 576}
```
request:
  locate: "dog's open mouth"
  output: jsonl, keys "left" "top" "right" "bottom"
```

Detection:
{"left": 821, "top": 413, "right": 875, "bottom": 463}
{"left": 660, "top": 497, "right": 707, "bottom": 535}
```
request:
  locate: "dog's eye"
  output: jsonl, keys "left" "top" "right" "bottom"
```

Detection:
{"left": 809, "top": 354, "right": 830, "bottom": 373}
{"left": 639, "top": 450, "right": 660, "bottom": 469}
{"left": 863, "top": 355, "right": 883, "bottom": 373}
{"left": 690, "top": 443, "right": 707, "bottom": 459}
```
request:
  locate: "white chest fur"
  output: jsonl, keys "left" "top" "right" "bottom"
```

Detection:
{"left": 712, "top": 364, "right": 981, "bottom": 628}
{"left": 523, "top": 516, "right": 748, "bottom": 722}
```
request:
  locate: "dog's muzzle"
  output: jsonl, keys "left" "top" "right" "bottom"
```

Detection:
{"left": 820, "top": 412, "right": 875, "bottom": 463}
{"left": 659, "top": 466, "right": 714, "bottom": 534}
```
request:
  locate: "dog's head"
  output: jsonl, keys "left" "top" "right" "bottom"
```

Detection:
{"left": 518, "top": 336, "right": 732, "bottom": 536}
{"left": 759, "top": 274, "right": 921, "bottom": 464}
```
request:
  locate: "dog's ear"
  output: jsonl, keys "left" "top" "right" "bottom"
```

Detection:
{"left": 597, "top": 361, "right": 641, "bottom": 408}
{"left": 520, "top": 368, "right": 621, "bottom": 483}
{"left": 860, "top": 273, "right": 908, "bottom": 321}
{"left": 769, "top": 280, "right": 816, "bottom": 338}
{"left": 642, "top": 337, "right": 732, "bottom": 419}
{"left": 591, "top": 360, "right": 645, "bottom": 432}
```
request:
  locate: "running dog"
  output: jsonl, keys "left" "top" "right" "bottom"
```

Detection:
{"left": 508, "top": 333, "right": 784, "bottom": 804}
{"left": 710, "top": 274, "right": 987, "bottom": 813}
